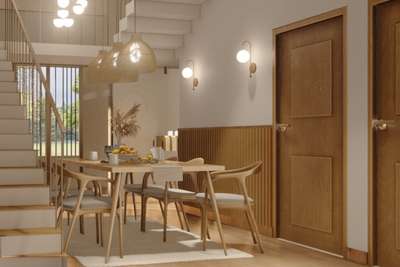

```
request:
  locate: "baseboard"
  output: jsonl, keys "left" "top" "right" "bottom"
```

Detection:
{"left": 346, "top": 247, "right": 368, "bottom": 265}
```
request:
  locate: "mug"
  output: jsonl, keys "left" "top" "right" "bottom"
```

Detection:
{"left": 109, "top": 154, "right": 119, "bottom": 165}
{"left": 89, "top": 151, "right": 98, "bottom": 161}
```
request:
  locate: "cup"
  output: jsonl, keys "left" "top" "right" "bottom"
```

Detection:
{"left": 89, "top": 151, "right": 98, "bottom": 161}
{"left": 109, "top": 154, "right": 119, "bottom": 165}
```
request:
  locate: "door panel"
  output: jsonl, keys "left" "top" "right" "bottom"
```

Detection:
{"left": 374, "top": 2, "right": 400, "bottom": 266}
{"left": 277, "top": 16, "right": 343, "bottom": 254}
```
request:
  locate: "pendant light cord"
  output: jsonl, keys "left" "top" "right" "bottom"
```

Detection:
{"left": 134, "top": 0, "right": 137, "bottom": 33}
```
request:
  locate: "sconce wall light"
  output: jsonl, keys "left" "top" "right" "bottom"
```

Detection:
{"left": 181, "top": 60, "right": 199, "bottom": 90}
{"left": 236, "top": 41, "right": 257, "bottom": 78}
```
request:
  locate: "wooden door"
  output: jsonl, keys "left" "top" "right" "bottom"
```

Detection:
{"left": 276, "top": 16, "right": 344, "bottom": 254}
{"left": 374, "top": 1, "right": 400, "bottom": 266}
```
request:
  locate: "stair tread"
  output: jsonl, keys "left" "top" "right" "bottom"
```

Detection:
{"left": 0, "top": 227, "right": 60, "bottom": 237}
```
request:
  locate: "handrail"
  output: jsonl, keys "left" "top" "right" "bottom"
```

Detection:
{"left": 9, "top": 0, "right": 65, "bottom": 133}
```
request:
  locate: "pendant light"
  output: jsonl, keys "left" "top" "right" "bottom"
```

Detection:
{"left": 103, "top": 42, "right": 138, "bottom": 83}
{"left": 120, "top": 0, "right": 156, "bottom": 74}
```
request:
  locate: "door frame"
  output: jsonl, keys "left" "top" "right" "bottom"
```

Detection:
{"left": 368, "top": 0, "right": 392, "bottom": 265}
{"left": 271, "top": 7, "right": 348, "bottom": 256}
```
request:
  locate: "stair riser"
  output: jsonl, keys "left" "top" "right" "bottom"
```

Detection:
{"left": 0, "top": 62, "right": 12, "bottom": 71}
{"left": 0, "top": 151, "right": 37, "bottom": 167}
{"left": 0, "top": 234, "right": 61, "bottom": 257}
{"left": 0, "top": 187, "right": 49, "bottom": 206}
{"left": 0, "top": 208, "right": 56, "bottom": 229}
{"left": 0, "top": 134, "right": 32, "bottom": 150}
{"left": 0, "top": 106, "right": 25, "bottom": 119}
{"left": 0, "top": 71, "right": 15, "bottom": 81}
{"left": 0, "top": 168, "right": 45, "bottom": 185}
{"left": 0, "top": 82, "right": 17, "bottom": 93}
{"left": 0, "top": 93, "right": 20, "bottom": 105}
{"left": 0, "top": 120, "right": 30, "bottom": 134}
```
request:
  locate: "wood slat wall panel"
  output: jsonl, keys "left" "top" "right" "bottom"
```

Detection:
{"left": 178, "top": 126, "right": 273, "bottom": 236}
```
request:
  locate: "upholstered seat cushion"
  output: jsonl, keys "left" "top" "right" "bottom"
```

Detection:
{"left": 143, "top": 187, "right": 196, "bottom": 199}
{"left": 124, "top": 184, "right": 143, "bottom": 193}
{"left": 63, "top": 196, "right": 112, "bottom": 210}
{"left": 196, "top": 193, "right": 253, "bottom": 206}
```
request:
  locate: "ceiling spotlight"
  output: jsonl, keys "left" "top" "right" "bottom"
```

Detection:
{"left": 57, "top": 0, "right": 70, "bottom": 8}
{"left": 73, "top": 5, "right": 84, "bottom": 15}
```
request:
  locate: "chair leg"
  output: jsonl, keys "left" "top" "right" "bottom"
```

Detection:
{"left": 245, "top": 210, "right": 257, "bottom": 245}
{"left": 246, "top": 205, "right": 264, "bottom": 253}
{"left": 202, "top": 204, "right": 208, "bottom": 251}
{"left": 100, "top": 213, "right": 104, "bottom": 247}
{"left": 158, "top": 200, "right": 164, "bottom": 216}
{"left": 179, "top": 202, "right": 191, "bottom": 232}
{"left": 95, "top": 213, "right": 100, "bottom": 244}
{"left": 174, "top": 202, "right": 185, "bottom": 230}
{"left": 117, "top": 211, "right": 124, "bottom": 258}
{"left": 63, "top": 211, "right": 80, "bottom": 254}
{"left": 79, "top": 215, "right": 85, "bottom": 234}
{"left": 140, "top": 196, "right": 148, "bottom": 232}
{"left": 163, "top": 200, "right": 168, "bottom": 242}
{"left": 124, "top": 191, "right": 128, "bottom": 224}
{"left": 132, "top": 193, "right": 138, "bottom": 220}
{"left": 67, "top": 212, "right": 70, "bottom": 225}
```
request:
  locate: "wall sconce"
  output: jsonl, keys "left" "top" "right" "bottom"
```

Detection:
{"left": 236, "top": 41, "right": 257, "bottom": 78}
{"left": 181, "top": 60, "right": 199, "bottom": 90}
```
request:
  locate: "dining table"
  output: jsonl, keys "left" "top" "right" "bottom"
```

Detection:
{"left": 63, "top": 158, "right": 226, "bottom": 263}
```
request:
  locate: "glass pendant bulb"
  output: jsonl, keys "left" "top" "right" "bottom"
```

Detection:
{"left": 57, "top": 9, "right": 69, "bottom": 19}
{"left": 57, "top": 0, "right": 70, "bottom": 8}
{"left": 181, "top": 67, "right": 193, "bottom": 79}
{"left": 73, "top": 5, "right": 84, "bottom": 15}
{"left": 236, "top": 49, "right": 251, "bottom": 63}
{"left": 53, "top": 18, "right": 64, "bottom": 28}
{"left": 76, "top": 0, "right": 88, "bottom": 8}
{"left": 63, "top": 18, "right": 74, "bottom": 28}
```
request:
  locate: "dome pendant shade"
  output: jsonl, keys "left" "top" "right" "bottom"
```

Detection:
{"left": 120, "top": 33, "right": 157, "bottom": 74}
{"left": 86, "top": 50, "right": 109, "bottom": 83}
{"left": 103, "top": 43, "right": 139, "bottom": 83}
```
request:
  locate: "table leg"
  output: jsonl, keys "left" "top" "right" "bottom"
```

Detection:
{"left": 105, "top": 172, "right": 122, "bottom": 263}
{"left": 205, "top": 171, "right": 227, "bottom": 255}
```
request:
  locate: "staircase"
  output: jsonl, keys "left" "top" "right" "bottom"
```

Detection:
{"left": 0, "top": 43, "right": 61, "bottom": 259}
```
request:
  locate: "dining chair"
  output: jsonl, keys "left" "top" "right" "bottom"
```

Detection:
{"left": 61, "top": 168, "right": 124, "bottom": 258}
{"left": 196, "top": 161, "right": 264, "bottom": 253}
{"left": 141, "top": 165, "right": 197, "bottom": 242}
{"left": 123, "top": 157, "right": 205, "bottom": 231}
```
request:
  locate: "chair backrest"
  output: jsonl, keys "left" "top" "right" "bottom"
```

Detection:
{"left": 152, "top": 165, "right": 183, "bottom": 185}
{"left": 212, "top": 161, "right": 263, "bottom": 182}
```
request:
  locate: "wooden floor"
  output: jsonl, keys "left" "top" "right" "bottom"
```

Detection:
{"left": 66, "top": 203, "right": 363, "bottom": 267}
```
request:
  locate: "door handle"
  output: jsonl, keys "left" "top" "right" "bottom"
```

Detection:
{"left": 276, "top": 123, "right": 291, "bottom": 133}
{"left": 372, "top": 119, "right": 396, "bottom": 131}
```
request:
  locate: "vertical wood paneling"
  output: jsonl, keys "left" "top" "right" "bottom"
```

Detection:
{"left": 178, "top": 126, "right": 273, "bottom": 236}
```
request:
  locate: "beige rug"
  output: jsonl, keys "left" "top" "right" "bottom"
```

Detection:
{"left": 65, "top": 218, "right": 253, "bottom": 267}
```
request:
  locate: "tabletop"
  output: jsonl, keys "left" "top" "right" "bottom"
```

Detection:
{"left": 64, "top": 158, "right": 225, "bottom": 173}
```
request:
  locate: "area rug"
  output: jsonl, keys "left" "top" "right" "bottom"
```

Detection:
{"left": 65, "top": 218, "right": 253, "bottom": 267}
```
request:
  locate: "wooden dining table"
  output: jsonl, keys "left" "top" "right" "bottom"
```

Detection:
{"left": 63, "top": 159, "right": 226, "bottom": 263}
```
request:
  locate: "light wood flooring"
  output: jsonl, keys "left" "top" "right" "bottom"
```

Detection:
{"left": 66, "top": 202, "right": 363, "bottom": 267}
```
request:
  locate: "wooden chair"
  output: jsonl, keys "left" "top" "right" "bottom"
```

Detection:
{"left": 197, "top": 161, "right": 264, "bottom": 253}
{"left": 141, "top": 165, "right": 197, "bottom": 242}
{"left": 61, "top": 168, "right": 124, "bottom": 258}
{"left": 123, "top": 158, "right": 205, "bottom": 231}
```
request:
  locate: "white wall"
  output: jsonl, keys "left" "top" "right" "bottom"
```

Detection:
{"left": 180, "top": 0, "right": 368, "bottom": 252}
{"left": 112, "top": 69, "right": 180, "bottom": 156}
